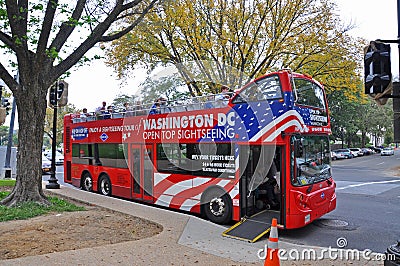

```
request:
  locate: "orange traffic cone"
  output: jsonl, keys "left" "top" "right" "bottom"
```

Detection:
{"left": 264, "top": 218, "right": 280, "bottom": 266}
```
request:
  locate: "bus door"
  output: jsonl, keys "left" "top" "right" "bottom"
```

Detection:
{"left": 240, "top": 145, "right": 282, "bottom": 216}
{"left": 131, "top": 144, "right": 154, "bottom": 202}
{"left": 224, "top": 145, "right": 283, "bottom": 242}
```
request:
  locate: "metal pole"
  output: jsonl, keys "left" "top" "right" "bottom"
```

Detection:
{"left": 3, "top": 75, "right": 18, "bottom": 179}
{"left": 4, "top": 99, "right": 16, "bottom": 178}
{"left": 398, "top": 0, "right": 400, "bottom": 78}
{"left": 46, "top": 102, "right": 60, "bottom": 189}
{"left": 341, "top": 128, "right": 344, "bottom": 149}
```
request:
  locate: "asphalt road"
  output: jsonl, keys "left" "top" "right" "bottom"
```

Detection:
{"left": 279, "top": 150, "right": 400, "bottom": 253}
{"left": 42, "top": 165, "right": 68, "bottom": 187}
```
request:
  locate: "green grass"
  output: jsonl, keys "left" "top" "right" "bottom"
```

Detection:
{"left": 0, "top": 179, "right": 16, "bottom": 187}
{"left": 0, "top": 192, "right": 85, "bottom": 222}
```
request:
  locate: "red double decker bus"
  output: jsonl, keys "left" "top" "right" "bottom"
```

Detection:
{"left": 63, "top": 69, "right": 336, "bottom": 241}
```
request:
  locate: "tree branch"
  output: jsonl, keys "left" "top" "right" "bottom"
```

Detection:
{"left": 5, "top": 0, "right": 26, "bottom": 54}
{"left": 36, "top": 0, "right": 59, "bottom": 56}
{"left": 52, "top": 0, "right": 157, "bottom": 79}
{"left": 50, "top": 0, "right": 88, "bottom": 53}
{"left": 0, "top": 31, "right": 16, "bottom": 51}
{"left": 100, "top": 0, "right": 158, "bottom": 42}
{"left": 0, "top": 62, "right": 19, "bottom": 92}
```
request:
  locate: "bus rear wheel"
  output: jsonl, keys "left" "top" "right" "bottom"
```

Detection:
{"left": 82, "top": 173, "right": 93, "bottom": 192}
{"left": 98, "top": 175, "right": 112, "bottom": 196}
{"left": 202, "top": 189, "right": 232, "bottom": 224}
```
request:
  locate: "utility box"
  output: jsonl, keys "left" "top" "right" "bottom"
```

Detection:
{"left": 0, "top": 146, "right": 17, "bottom": 179}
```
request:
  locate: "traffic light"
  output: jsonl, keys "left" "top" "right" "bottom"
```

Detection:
{"left": 57, "top": 80, "right": 68, "bottom": 107}
{"left": 364, "top": 41, "right": 392, "bottom": 94}
{"left": 48, "top": 80, "right": 68, "bottom": 107}
{"left": 1, "top": 97, "right": 10, "bottom": 115}
{"left": 0, "top": 107, "right": 5, "bottom": 125}
{"left": 48, "top": 83, "right": 57, "bottom": 107}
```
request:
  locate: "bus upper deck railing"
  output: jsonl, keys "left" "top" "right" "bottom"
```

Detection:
{"left": 71, "top": 93, "right": 234, "bottom": 123}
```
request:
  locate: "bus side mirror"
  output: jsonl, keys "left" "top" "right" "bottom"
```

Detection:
{"left": 294, "top": 140, "right": 303, "bottom": 157}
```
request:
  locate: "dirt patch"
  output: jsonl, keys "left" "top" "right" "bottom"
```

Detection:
{"left": 0, "top": 189, "right": 163, "bottom": 260}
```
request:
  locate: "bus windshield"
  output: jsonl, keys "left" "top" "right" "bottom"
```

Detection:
{"left": 294, "top": 78, "right": 326, "bottom": 110}
{"left": 291, "top": 135, "right": 331, "bottom": 186}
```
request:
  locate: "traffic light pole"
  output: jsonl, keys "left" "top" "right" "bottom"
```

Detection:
{"left": 398, "top": 0, "right": 400, "bottom": 86}
{"left": 4, "top": 99, "right": 16, "bottom": 178}
{"left": 46, "top": 104, "right": 60, "bottom": 189}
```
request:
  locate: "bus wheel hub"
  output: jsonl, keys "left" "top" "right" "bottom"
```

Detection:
{"left": 210, "top": 198, "right": 225, "bottom": 216}
{"left": 84, "top": 179, "right": 92, "bottom": 189}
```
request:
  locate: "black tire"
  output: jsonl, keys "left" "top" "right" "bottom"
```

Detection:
{"left": 98, "top": 175, "right": 112, "bottom": 196}
{"left": 202, "top": 188, "right": 232, "bottom": 224}
{"left": 81, "top": 173, "right": 93, "bottom": 192}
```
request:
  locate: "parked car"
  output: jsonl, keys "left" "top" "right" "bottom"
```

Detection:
{"left": 371, "top": 147, "right": 381, "bottom": 153}
{"left": 381, "top": 147, "right": 394, "bottom": 156}
{"left": 349, "top": 148, "right": 364, "bottom": 157}
{"left": 361, "top": 148, "right": 374, "bottom": 155}
{"left": 333, "top": 149, "right": 353, "bottom": 159}
{"left": 42, "top": 155, "right": 51, "bottom": 175}
{"left": 331, "top": 150, "right": 345, "bottom": 160}
{"left": 45, "top": 151, "right": 64, "bottom": 165}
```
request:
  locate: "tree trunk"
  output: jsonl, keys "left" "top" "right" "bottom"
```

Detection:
{"left": 361, "top": 131, "right": 367, "bottom": 147}
{"left": 1, "top": 80, "right": 49, "bottom": 207}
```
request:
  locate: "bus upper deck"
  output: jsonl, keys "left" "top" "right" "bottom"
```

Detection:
{"left": 68, "top": 70, "right": 331, "bottom": 136}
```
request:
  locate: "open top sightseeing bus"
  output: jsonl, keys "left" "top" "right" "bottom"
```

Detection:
{"left": 63, "top": 69, "right": 336, "bottom": 242}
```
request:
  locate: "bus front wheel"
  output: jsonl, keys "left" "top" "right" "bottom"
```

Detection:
{"left": 82, "top": 173, "right": 93, "bottom": 192}
{"left": 202, "top": 189, "right": 232, "bottom": 224}
{"left": 98, "top": 175, "right": 112, "bottom": 196}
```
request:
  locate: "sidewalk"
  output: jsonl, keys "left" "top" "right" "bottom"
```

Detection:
{"left": 0, "top": 184, "right": 383, "bottom": 266}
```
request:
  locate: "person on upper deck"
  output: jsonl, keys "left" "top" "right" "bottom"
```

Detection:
{"left": 95, "top": 101, "right": 107, "bottom": 120}
{"left": 149, "top": 99, "right": 161, "bottom": 115}
{"left": 134, "top": 100, "right": 146, "bottom": 116}
{"left": 80, "top": 108, "right": 90, "bottom": 122}
{"left": 123, "top": 102, "right": 134, "bottom": 117}
{"left": 103, "top": 105, "right": 113, "bottom": 119}
{"left": 215, "top": 85, "right": 231, "bottom": 107}
{"left": 159, "top": 97, "right": 171, "bottom": 114}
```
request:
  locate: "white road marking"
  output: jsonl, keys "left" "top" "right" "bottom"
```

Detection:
{"left": 336, "top": 179, "right": 400, "bottom": 190}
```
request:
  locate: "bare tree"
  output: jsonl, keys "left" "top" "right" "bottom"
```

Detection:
{"left": 0, "top": 0, "right": 158, "bottom": 206}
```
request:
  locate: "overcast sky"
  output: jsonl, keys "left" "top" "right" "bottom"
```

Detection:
{"left": 336, "top": 0, "right": 399, "bottom": 76}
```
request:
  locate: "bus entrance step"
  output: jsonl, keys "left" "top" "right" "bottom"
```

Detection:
{"left": 222, "top": 210, "right": 279, "bottom": 242}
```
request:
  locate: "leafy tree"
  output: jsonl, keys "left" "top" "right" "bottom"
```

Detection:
{"left": 328, "top": 89, "right": 393, "bottom": 147}
{"left": 384, "top": 131, "right": 394, "bottom": 146}
{"left": 0, "top": 125, "right": 9, "bottom": 145}
{"left": 107, "top": 0, "right": 361, "bottom": 98}
{"left": 139, "top": 75, "right": 188, "bottom": 104}
{"left": 112, "top": 94, "right": 138, "bottom": 111}
{"left": 368, "top": 102, "right": 393, "bottom": 146}
{"left": 0, "top": 0, "right": 158, "bottom": 206}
